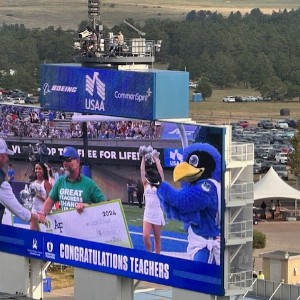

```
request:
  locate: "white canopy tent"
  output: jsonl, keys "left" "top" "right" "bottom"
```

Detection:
{"left": 254, "top": 166, "right": 300, "bottom": 210}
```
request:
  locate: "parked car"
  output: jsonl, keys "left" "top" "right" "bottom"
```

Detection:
{"left": 263, "top": 96, "right": 272, "bottom": 101}
{"left": 24, "top": 96, "right": 39, "bottom": 104}
{"left": 272, "top": 164, "right": 288, "bottom": 180}
{"left": 245, "top": 96, "right": 258, "bottom": 102}
{"left": 257, "top": 119, "right": 273, "bottom": 129}
{"left": 189, "top": 82, "right": 197, "bottom": 89}
{"left": 238, "top": 120, "right": 250, "bottom": 128}
{"left": 223, "top": 96, "right": 236, "bottom": 103}
{"left": 253, "top": 165, "right": 262, "bottom": 174}
{"left": 235, "top": 96, "right": 246, "bottom": 102}
{"left": 285, "top": 119, "right": 297, "bottom": 129}
{"left": 275, "top": 120, "right": 289, "bottom": 129}
{"left": 12, "top": 97, "right": 25, "bottom": 104}
{"left": 275, "top": 152, "right": 289, "bottom": 164}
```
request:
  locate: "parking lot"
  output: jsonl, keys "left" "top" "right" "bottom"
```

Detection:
{"left": 232, "top": 118, "right": 296, "bottom": 178}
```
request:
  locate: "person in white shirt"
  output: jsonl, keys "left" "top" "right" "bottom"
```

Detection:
{"left": 30, "top": 162, "right": 52, "bottom": 230}
{"left": 140, "top": 155, "right": 165, "bottom": 254}
{"left": 0, "top": 138, "right": 41, "bottom": 225}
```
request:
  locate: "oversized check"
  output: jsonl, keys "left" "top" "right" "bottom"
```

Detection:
{"left": 3, "top": 199, "right": 132, "bottom": 248}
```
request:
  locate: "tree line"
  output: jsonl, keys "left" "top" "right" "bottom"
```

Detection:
{"left": 0, "top": 8, "right": 299, "bottom": 100}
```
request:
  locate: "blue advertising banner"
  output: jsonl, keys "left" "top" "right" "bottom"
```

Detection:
{"left": 0, "top": 225, "right": 222, "bottom": 295}
{"left": 40, "top": 64, "right": 189, "bottom": 120}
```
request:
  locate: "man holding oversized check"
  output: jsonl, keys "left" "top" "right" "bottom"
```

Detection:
{"left": 38, "top": 146, "right": 106, "bottom": 221}
{"left": 36, "top": 146, "right": 132, "bottom": 247}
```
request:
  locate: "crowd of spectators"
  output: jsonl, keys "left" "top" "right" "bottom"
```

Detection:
{"left": 0, "top": 105, "right": 161, "bottom": 140}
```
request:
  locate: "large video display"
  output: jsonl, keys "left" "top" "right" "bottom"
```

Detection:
{"left": 40, "top": 64, "right": 189, "bottom": 120}
{"left": 0, "top": 120, "right": 226, "bottom": 296}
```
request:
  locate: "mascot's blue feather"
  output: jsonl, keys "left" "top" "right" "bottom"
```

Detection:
{"left": 158, "top": 143, "right": 221, "bottom": 232}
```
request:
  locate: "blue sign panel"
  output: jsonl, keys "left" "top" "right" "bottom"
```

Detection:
{"left": 161, "top": 123, "right": 198, "bottom": 140}
{"left": 164, "top": 148, "right": 184, "bottom": 167}
{"left": 0, "top": 225, "right": 222, "bottom": 295}
{"left": 40, "top": 64, "right": 189, "bottom": 120}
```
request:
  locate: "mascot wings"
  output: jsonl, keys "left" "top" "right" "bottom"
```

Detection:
{"left": 157, "top": 143, "right": 221, "bottom": 264}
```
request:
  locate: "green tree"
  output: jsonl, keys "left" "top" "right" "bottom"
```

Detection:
{"left": 289, "top": 121, "right": 300, "bottom": 176}
{"left": 195, "top": 78, "right": 212, "bottom": 99}
{"left": 208, "top": 53, "right": 236, "bottom": 88}
{"left": 259, "top": 75, "right": 287, "bottom": 100}
{"left": 235, "top": 51, "right": 256, "bottom": 88}
{"left": 253, "top": 229, "right": 266, "bottom": 249}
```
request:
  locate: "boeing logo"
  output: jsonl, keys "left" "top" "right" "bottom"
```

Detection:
{"left": 43, "top": 83, "right": 51, "bottom": 96}
{"left": 43, "top": 83, "right": 77, "bottom": 95}
{"left": 85, "top": 72, "right": 105, "bottom": 111}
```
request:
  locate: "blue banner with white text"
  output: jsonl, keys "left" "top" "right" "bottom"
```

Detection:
{"left": 0, "top": 225, "right": 222, "bottom": 295}
{"left": 40, "top": 64, "right": 189, "bottom": 120}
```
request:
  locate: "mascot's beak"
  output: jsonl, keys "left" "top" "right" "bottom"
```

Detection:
{"left": 173, "top": 162, "right": 205, "bottom": 182}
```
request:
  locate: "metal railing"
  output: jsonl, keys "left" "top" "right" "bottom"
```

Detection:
{"left": 228, "top": 270, "right": 253, "bottom": 290}
{"left": 230, "top": 182, "right": 254, "bottom": 204}
{"left": 249, "top": 279, "right": 300, "bottom": 300}
{"left": 73, "top": 37, "right": 157, "bottom": 64}
{"left": 227, "top": 220, "right": 253, "bottom": 241}
{"left": 230, "top": 143, "right": 254, "bottom": 163}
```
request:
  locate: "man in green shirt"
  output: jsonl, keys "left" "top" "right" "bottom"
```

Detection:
{"left": 39, "top": 146, "right": 106, "bottom": 218}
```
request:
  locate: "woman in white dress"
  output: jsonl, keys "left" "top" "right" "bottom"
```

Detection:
{"left": 30, "top": 162, "right": 52, "bottom": 230}
{"left": 140, "top": 156, "right": 165, "bottom": 254}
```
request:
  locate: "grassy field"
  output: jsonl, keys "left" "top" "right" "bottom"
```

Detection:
{"left": 47, "top": 264, "right": 74, "bottom": 290}
{"left": 123, "top": 205, "right": 185, "bottom": 233}
{"left": 0, "top": 0, "right": 299, "bottom": 29}
{"left": 189, "top": 87, "right": 300, "bottom": 125}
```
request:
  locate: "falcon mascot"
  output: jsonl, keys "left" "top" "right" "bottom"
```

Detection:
{"left": 157, "top": 143, "right": 221, "bottom": 264}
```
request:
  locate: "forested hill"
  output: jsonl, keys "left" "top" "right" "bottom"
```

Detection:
{"left": 0, "top": 8, "right": 299, "bottom": 100}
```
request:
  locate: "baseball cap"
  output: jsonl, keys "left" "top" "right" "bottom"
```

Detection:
{"left": 0, "top": 138, "right": 14, "bottom": 155}
{"left": 60, "top": 147, "right": 79, "bottom": 159}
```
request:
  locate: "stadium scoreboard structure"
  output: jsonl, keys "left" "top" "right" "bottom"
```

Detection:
{"left": 0, "top": 63, "right": 255, "bottom": 299}
{"left": 40, "top": 64, "right": 189, "bottom": 120}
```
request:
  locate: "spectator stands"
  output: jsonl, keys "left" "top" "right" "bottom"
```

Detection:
{"left": 0, "top": 105, "right": 162, "bottom": 140}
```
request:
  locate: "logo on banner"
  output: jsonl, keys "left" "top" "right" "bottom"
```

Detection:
{"left": 43, "top": 83, "right": 77, "bottom": 95}
{"left": 45, "top": 240, "right": 56, "bottom": 260}
{"left": 28, "top": 237, "right": 43, "bottom": 257}
{"left": 164, "top": 148, "right": 183, "bottom": 167}
{"left": 85, "top": 72, "right": 105, "bottom": 111}
{"left": 168, "top": 128, "right": 195, "bottom": 137}
{"left": 43, "top": 83, "right": 51, "bottom": 95}
{"left": 169, "top": 149, "right": 183, "bottom": 165}
{"left": 47, "top": 241, "right": 54, "bottom": 253}
{"left": 32, "top": 238, "right": 38, "bottom": 249}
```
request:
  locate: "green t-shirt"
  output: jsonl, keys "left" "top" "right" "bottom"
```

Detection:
{"left": 49, "top": 175, "right": 106, "bottom": 211}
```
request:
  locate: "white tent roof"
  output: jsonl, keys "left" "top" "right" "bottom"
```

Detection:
{"left": 254, "top": 166, "right": 300, "bottom": 200}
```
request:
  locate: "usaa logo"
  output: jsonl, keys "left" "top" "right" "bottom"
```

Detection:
{"left": 168, "top": 149, "right": 183, "bottom": 166}
{"left": 85, "top": 72, "right": 105, "bottom": 111}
